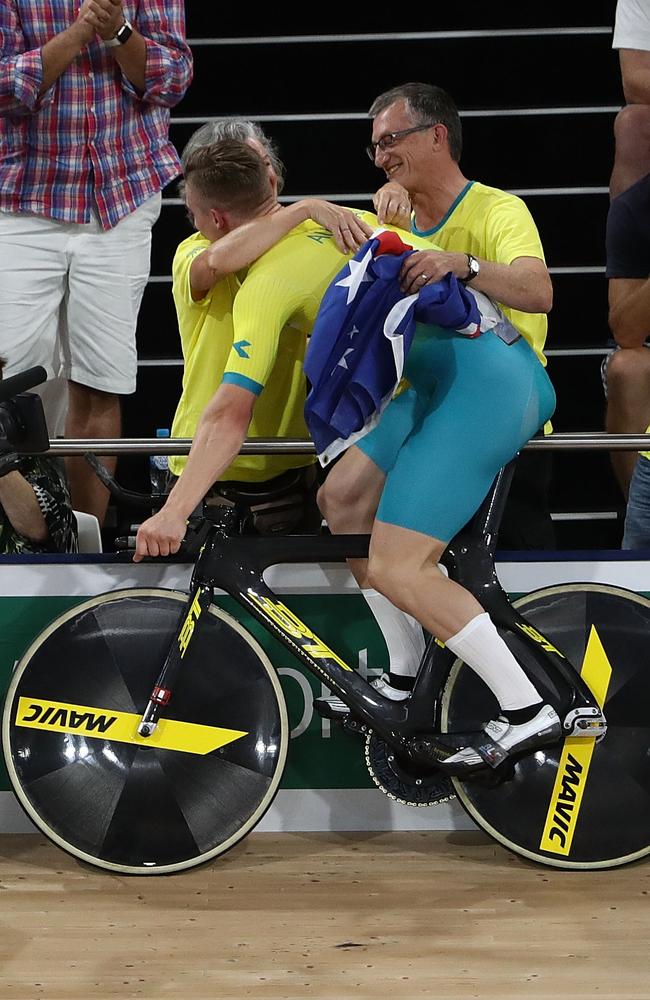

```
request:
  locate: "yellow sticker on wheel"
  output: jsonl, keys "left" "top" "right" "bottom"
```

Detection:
{"left": 15, "top": 697, "right": 248, "bottom": 756}
{"left": 539, "top": 626, "right": 612, "bottom": 856}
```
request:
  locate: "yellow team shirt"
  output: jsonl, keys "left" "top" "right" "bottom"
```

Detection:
{"left": 171, "top": 219, "right": 373, "bottom": 481}
{"left": 170, "top": 207, "right": 521, "bottom": 482}
{"left": 412, "top": 180, "right": 548, "bottom": 366}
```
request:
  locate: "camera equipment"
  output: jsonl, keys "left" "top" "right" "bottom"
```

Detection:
{"left": 0, "top": 366, "right": 49, "bottom": 453}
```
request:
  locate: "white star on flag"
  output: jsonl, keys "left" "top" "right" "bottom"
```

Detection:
{"left": 331, "top": 348, "right": 355, "bottom": 375}
{"left": 348, "top": 325, "right": 359, "bottom": 339}
{"left": 335, "top": 250, "right": 373, "bottom": 304}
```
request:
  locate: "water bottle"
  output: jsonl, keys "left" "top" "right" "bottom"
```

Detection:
{"left": 150, "top": 428, "right": 170, "bottom": 501}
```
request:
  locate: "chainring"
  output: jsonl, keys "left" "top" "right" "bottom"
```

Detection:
{"left": 364, "top": 733, "right": 455, "bottom": 807}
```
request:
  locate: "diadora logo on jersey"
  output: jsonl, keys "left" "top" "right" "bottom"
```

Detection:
{"left": 233, "top": 340, "right": 251, "bottom": 359}
{"left": 516, "top": 622, "right": 566, "bottom": 658}
{"left": 15, "top": 697, "right": 248, "bottom": 755}
{"left": 247, "top": 592, "right": 352, "bottom": 671}
{"left": 539, "top": 626, "right": 613, "bottom": 856}
{"left": 178, "top": 592, "right": 203, "bottom": 658}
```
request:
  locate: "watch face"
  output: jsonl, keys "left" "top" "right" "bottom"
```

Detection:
{"left": 117, "top": 20, "right": 133, "bottom": 42}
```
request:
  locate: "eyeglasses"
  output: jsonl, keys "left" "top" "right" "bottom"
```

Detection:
{"left": 365, "top": 124, "right": 437, "bottom": 161}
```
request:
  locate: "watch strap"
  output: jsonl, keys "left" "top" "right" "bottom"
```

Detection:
{"left": 104, "top": 18, "right": 133, "bottom": 48}
{"left": 462, "top": 253, "right": 480, "bottom": 284}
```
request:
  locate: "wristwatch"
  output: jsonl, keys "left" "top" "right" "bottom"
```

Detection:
{"left": 104, "top": 19, "right": 134, "bottom": 48}
{"left": 462, "top": 253, "right": 480, "bottom": 284}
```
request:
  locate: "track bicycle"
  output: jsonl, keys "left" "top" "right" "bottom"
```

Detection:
{"left": 3, "top": 458, "right": 650, "bottom": 874}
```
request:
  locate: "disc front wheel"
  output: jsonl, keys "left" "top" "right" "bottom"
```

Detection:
{"left": 3, "top": 589, "right": 289, "bottom": 874}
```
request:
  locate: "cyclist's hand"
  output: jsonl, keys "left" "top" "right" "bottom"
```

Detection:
{"left": 298, "top": 200, "right": 373, "bottom": 253}
{"left": 133, "top": 508, "right": 187, "bottom": 562}
{"left": 373, "top": 182, "right": 412, "bottom": 229}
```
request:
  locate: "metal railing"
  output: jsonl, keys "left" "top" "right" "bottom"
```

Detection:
{"left": 44, "top": 433, "right": 650, "bottom": 457}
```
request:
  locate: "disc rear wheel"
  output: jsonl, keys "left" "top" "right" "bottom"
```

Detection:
{"left": 442, "top": 584, "right": 650, "bottom": 869}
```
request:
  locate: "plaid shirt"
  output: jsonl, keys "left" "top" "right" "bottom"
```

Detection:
{"left": 0, "top": 1, "right": 192, "bottom": 230}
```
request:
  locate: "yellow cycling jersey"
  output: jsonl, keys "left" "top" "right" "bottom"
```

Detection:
{"left": 412, "top": 180, "right": 548, "bottom": 366}
{"left": 171, "top": 216, "right": 374, "bottom": 481}
{"left": 170, "top": 209, "right": 511, "bottom": 482}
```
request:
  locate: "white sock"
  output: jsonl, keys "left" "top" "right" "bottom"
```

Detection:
{"left": 445, "top": 612, "right": 541, "bottom": 712}
{"left": 362, "top": 588, "right": 425, "bottom": 679}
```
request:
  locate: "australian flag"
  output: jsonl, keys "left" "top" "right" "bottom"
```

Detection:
{"left": 304, "top": 229, "right": 512, "bottom": 465}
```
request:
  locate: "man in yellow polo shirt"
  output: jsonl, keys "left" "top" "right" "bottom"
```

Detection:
{"left": 359, "top": 81, "right": 554, "bottom": 550}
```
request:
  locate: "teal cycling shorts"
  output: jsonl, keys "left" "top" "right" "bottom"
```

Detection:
{"left": 356, "top": 323, "right": 556, "bottom": 542}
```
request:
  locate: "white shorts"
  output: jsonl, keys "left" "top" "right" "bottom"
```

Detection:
{"left": 0, "top": 193, "right": 162, "bottom": 395}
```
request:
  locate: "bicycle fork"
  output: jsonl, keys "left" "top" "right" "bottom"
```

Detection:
{"left": 137, "top": 583, "right": 214, "bottom": 738}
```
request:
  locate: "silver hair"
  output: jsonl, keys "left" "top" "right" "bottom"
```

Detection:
{"left": 181, "top": 119, "right": 285, "bottom": 193}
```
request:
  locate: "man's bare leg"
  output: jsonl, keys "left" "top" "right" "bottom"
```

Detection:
{"left": 366, "top": 520, "right": 544, "bottom": 716}
{"left": 318, "top": 447, "right": 425, "bottom": 683}
{"left": 318, "top": 446, "right": 384, "bottom": 584}
{"left": 65, "top": 380, "right": 120, "bottom": 524}
{"left": 610, "top": 105, "right": 650, "bottom": 199}
{"left": 605, "top": 348, "right": 650, "bottom": 497}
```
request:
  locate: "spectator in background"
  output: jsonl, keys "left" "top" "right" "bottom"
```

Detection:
{"left": 604, "top": 171, "right": 650, "bottom": 547}
{"left": 610, "top": 0, "right": 650, "bottom": 198}
{"left": 0, "top": 1, "right": 192, "bottom": 525}
{"left": 168, "top": 120, "right": 370, "bottom": 533}
{"left": 0, "top": 358, "right": 77, "bottom": 554}
{"left": 604, "top": 172, "right": 650, "bottom": 499}
{"left": 604, "top": 2, "right": 650, "bottom": 500}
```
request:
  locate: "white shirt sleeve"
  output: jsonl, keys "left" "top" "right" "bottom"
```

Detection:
{"left": 613, "top": 0, "right": 650, "bottom": 52}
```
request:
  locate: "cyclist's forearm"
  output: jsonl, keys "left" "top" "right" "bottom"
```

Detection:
{"left": 166, "top": 431, "right": 244, "bottom": 519}
{"left": 165, "top": 416, "right": 248, "bottom": 519}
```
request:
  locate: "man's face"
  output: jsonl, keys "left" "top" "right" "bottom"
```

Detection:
{"left": 184, "top": 181, "right": 221, "bottom": 242}
{"left": 370, "top": 100, "right": 436, "bottom": 191}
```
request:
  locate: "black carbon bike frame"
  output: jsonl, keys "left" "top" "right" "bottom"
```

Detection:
{"left": 135, "top": 458, "right": 602, "bottom": 769}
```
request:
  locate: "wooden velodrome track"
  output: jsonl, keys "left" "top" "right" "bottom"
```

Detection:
{"left": 0, "top": 831, "right": 648, "bottom": 999}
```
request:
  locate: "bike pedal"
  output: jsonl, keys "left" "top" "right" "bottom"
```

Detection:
{"left": 562, "top": 707, "right": 608, "bottom": 740}
{"left": 409, "top": 733, "right": 490, "bottom": 776}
